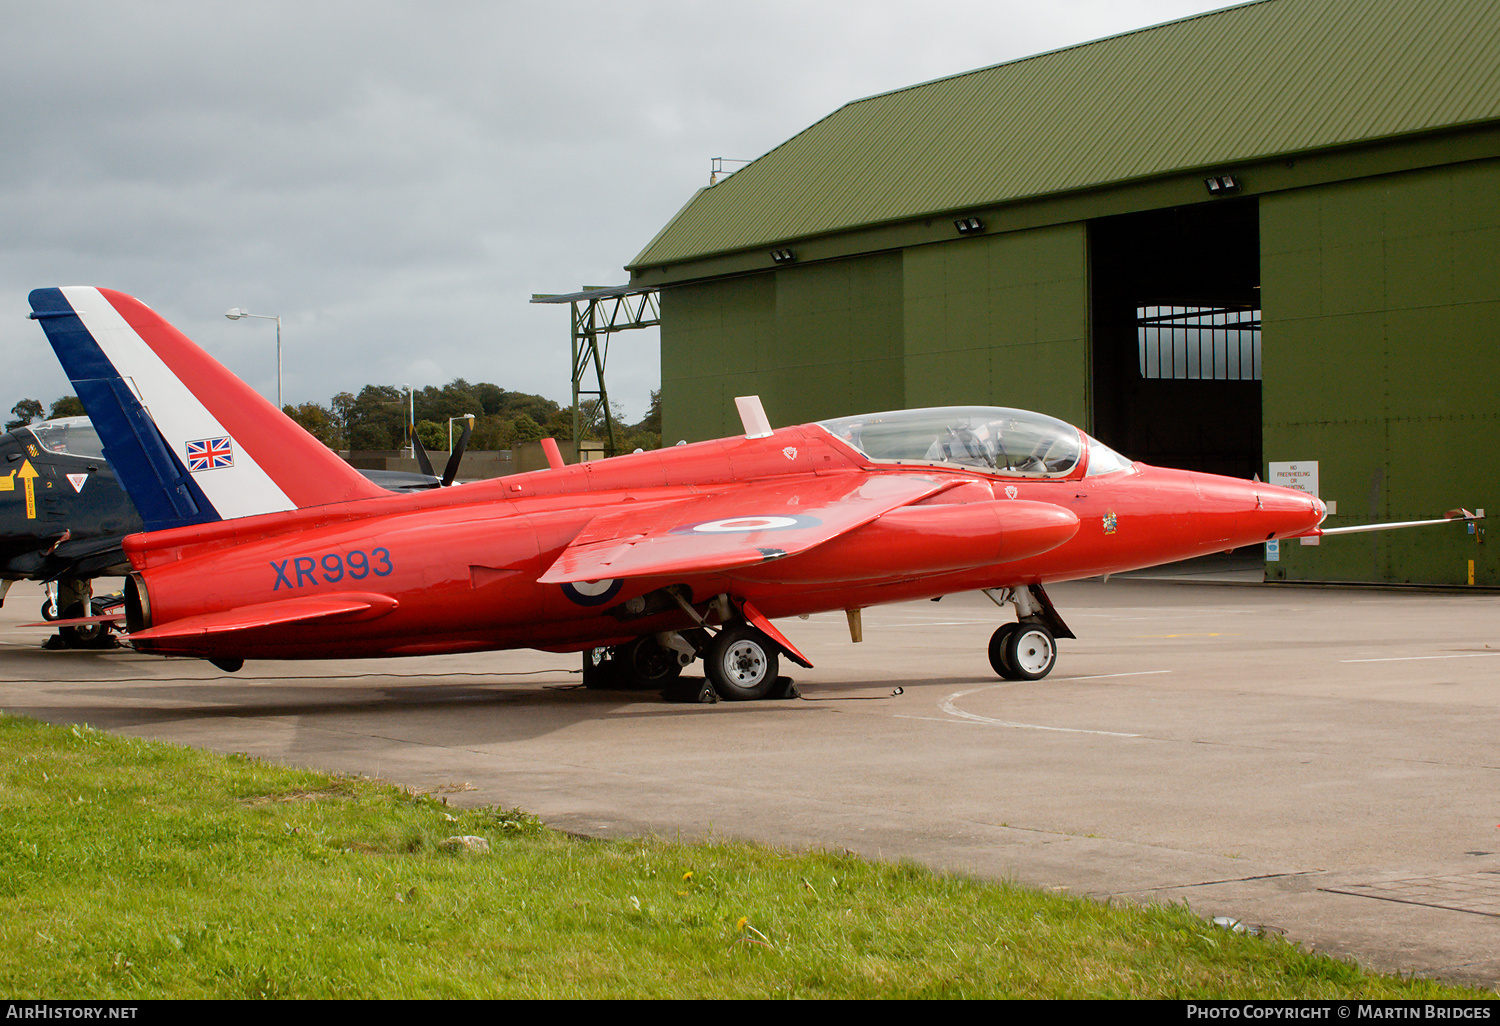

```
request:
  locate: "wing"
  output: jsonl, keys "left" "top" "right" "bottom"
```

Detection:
{"left": 538, "top": 473, "right": 949, "bottom": 584}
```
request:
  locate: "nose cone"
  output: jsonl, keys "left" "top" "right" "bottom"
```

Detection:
{"left": 1191, "top": 472, "right": 1326, "bottom": 546}
{"left": 1254, "top": 485, "right": 1326, "bottom": 539}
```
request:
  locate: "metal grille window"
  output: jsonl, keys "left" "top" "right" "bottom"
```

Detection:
{"left": 1137, "top": 305, "right": 1260, "bottom": 380}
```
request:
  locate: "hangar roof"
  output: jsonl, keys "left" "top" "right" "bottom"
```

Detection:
{"left": 628, "top": 0, "right": 1500, "bottom": 273}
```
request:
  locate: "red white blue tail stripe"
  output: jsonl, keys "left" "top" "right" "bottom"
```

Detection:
{"left": 28, "top": 287, "right": 386, "bottom": 530}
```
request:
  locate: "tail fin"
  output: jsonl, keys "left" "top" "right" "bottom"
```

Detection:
{"left": 28, "top": 287, "right": 387, "bottom": 531}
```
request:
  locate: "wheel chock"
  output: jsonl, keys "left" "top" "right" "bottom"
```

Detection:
{"left": 662, "top": 677, "right": 718, "bottom": 703}
{"left": 769, "top": 676, "right": 799, "bottom": 699}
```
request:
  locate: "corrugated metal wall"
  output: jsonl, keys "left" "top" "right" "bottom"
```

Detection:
{"left": 1262, "top": 157, "right": 1500, "bottom": 585}
{"left": 659, "top": 229, "right": 1088, "bottom": 445}
{"left": 659, "top": 253, "right": 904, "bottom": 444}
{"left": 902, "top": 224, "right": 1088, "bottom": 423}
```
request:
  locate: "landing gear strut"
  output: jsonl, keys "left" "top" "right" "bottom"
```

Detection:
{"left": 984, "top": 584, "right": 1074, "bottom": 681}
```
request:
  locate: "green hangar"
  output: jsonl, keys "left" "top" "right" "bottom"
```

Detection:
{"left": 623, "top": 0, "right": 1498, "bottom": 587}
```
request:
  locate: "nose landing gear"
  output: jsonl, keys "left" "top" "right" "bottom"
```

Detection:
{"left": 988, "top": 621, "right": 1057, "bottom": 680}
{"left": 983, "top": 584, "right": 1074, "bottom": 681}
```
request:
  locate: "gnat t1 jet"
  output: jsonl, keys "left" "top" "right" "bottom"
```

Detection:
{"left": 27, "top": 287, "right": 1352, "bottom": 695}
{"left": 0, "top": 416, "right": 135, "bottom": 644}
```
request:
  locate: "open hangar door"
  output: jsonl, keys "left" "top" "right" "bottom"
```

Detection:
{"left": 1089, "top": 199, "right": 1261, "bottom": 481}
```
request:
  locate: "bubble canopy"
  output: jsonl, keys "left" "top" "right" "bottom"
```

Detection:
{"left": 818, "top": 406, "right": 1124, "bottom": 479}
{"left": 25, "top": 417, "right": 104, "bottom": 460}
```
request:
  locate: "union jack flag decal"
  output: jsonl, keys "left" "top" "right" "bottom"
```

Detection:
{"left": 186, "top": 436, "right": 235, "bottom": 472}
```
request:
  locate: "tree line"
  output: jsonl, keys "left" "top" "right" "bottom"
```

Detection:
{"left": 6, "top": 396, "right": 85, "bottom": 429}
{"left": 7, "top": 380, "right": 662, "bottom": 454}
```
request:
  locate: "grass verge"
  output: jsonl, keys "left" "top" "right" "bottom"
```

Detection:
{"left": 0, "top": 712, "right": 1484, "bottom": 999}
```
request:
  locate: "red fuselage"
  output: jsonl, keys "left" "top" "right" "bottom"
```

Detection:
{"left": 122, "top": 423, "right": 1324, "bottom": 661}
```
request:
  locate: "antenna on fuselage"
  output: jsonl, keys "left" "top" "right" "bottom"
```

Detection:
{"left": 541, "top": 437, "right": 566, "bottom": 470}
{"left": 735, "top": 396, "right": 774, "bottom": 439}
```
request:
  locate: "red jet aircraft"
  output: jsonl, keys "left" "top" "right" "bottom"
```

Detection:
{"left": 30, "top": 286, "right": 1341, "bottom": 697}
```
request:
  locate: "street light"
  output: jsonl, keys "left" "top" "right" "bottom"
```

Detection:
{"left": 225, "top": 308, "right": 282, "bottom": 408}
{"left": 448, "top": 414, "right": 474, "bottom": 454}
{"left": 402, "top": 384, "right": 414, "bottom": 457}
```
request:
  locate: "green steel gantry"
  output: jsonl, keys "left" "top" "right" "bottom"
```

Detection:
{"left": 531, "top": 284, "right": 660, "bottom": 458}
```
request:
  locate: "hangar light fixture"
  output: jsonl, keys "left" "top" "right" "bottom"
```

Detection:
{"left": 954, "top": 216, "right": 985, "bottom": 234}
{"left": 770, "top": 248, "right": 796, "bottom": 264}
{"left": 1204, "top": 174, "right": 1241, "bottom": 196}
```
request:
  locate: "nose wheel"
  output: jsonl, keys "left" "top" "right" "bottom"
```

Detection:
{"left": 988, "top": 622, "right": 1057, "bottom": 680}
{"left": 982, "top": 584, "right": 1072, "bottom": 681}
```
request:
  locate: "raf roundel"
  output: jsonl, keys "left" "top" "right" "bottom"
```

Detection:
{"left": 560, "top": 578, "right": 623, "bottom": 606}
{"left": 671, "top": 514, "right": 824, "bottom": 535}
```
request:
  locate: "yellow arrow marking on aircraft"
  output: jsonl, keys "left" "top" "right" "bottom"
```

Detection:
{"left": 0, "top": 470, "right": 13, "bottom": 492}
{"left": 17, "top": 460, "right": 38, "bottom": 519}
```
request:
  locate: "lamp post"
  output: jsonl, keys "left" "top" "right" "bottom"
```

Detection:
{"left": 448, "top": 414, "right": 474, "bottom": 454}
{"left": 224, "top": 308, "right": 282, "bottom": 408}
{"left": 402, "top": 384, "right": 414, "bottom": 457}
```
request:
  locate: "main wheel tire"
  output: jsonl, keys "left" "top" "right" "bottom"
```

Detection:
{"left": 704, "top": 624, "right": 779, "bottom": 701}
{"left": 621, "top": 636, "right": 684, "bottom": 689}
{"left": 59, "top": 602, "right": 106, "bottom": 648}
{"left": 987, "top": 623, "right": 1024, "bottom": 679}
{"left": 1004, "top": 624, "right": 1057, "bottom": 681}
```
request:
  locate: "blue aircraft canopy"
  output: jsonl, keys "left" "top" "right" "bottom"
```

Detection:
{"left": 818, "top": 406, "right": 1084, "bottom": 478}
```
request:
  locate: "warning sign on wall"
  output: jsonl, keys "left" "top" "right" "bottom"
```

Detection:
{"left": 1268, "top": 461, "right": 1319, "bottom": 546}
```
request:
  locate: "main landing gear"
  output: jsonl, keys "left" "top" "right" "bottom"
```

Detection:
{"left": 984, "top": 584, "right": 1075, "bottom": 681}
{"left": 701, "top": 623, "right": 779, "bottom": 700}
{"left": 40, "top": 579, "right": 122, "bottom": 650}
{"left": 582, "top": 595, "right": 802, "bottom": 702}
{"left": 583, "top": 634, "right": 693, "bottom": 691}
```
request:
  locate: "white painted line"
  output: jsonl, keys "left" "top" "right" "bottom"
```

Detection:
{"left": 938, "top": 684, "right": 1143, "bottom": 737}
{"left": 1066, "top": 670, "right": 1173, "bottom": 680}
{"left": 1340, "top": 652, "right": 1500, "bottom": 663}
{"left": 877, "top": 621, "right": 993, "bottom": 627}
{"left": 803, "top": 616, "right": 992, "bottom": 627}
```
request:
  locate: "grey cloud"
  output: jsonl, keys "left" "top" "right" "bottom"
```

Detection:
{"left": 1, "top": 0, "right": 1221, "bottom": 422}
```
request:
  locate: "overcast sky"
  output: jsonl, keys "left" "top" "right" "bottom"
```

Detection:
{"left": 0, "top": 0, "right": 1230, "bottom": 425}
